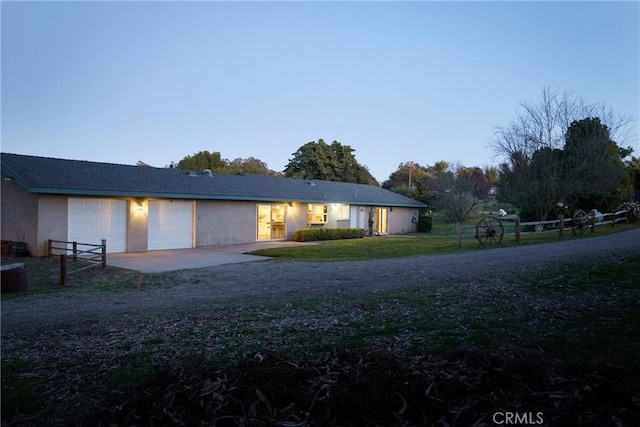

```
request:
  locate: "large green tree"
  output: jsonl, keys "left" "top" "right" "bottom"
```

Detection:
{"left": 283, "top": 139, "right": 377, "bottom": 185}
{"left": 524, "top": 147, "right": 565, "bottom": 221}
{"left": 563, "top": 117, "right": 632, "bottom": 211}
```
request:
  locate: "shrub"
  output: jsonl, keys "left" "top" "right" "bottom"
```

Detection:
{"left": 293, "top": 228, "right": 365, "bottom": 242}
{"left": 617, "top": 201, "right": 640, "bottom": 223}
{"left": 417, "top": 215, "right": 432, "bottom": 233}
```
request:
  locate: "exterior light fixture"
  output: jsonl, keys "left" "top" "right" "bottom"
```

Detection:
{"left": 134, "top": 198, "right": 145, "bottom": 211}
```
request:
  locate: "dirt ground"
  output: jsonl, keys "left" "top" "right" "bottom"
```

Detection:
{"left": 3, "top": 228, "right": 639, "bottom": 330}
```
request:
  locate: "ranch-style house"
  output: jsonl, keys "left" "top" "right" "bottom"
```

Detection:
{"left": 1, "top": 153, "right": 426, "bottom": 256}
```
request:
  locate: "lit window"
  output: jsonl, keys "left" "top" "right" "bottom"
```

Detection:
{"left": 337, "top": 204, "right": 349, "bottom": 220}
{"left": 308, "top": 204, "right": 327, "bottom": 224}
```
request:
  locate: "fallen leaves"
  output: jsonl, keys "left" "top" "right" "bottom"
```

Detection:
{"left": 90, "top": 347, "right": 639, "bottom": 426}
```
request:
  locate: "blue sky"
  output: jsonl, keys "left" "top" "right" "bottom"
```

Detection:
{"left": 2, "top": 1, "right": 638, "bottom": 183}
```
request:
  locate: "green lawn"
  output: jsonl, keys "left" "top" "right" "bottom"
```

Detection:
{"left": 250, "top": 221, "right": 637, "bottom": 261}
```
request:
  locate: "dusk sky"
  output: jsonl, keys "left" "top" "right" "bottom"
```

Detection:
{"left": 2, "top": 1, "right": 638, "bottom": 183}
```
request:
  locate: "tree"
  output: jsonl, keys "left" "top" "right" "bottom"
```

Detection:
{"left": 563, "top": 118, "right": 632, "bottom": 211}
{"left": 498, "top": 118, "right": 633, "bottom": 220}
{"left": 491, "top": 87, "right": 634, "bottom": 163}
{"left": 176, "top": 152, "right": 280, "bottom": 176}
{"left": 496, "top": 153, "right": 529, "bottom": 216}
{"left": 626, "top": 156, "right": 640, "bottom": 194}
{"left": 483, "top": 166, "right": 499, "bottom": 189}
{"left": 524, "top": 147, "right": 565, "bottom": 221}
{"left": 383, "top": 161, "right": 462, "bottom": 205}
{"left": 176, "top": 151, "right": 225, "bottom": 171}
{"left": 492, "top": 88, "right": 635, "bottom": 219}
{"left": 382, "top": 162, "right": 431, "bottom": 201}
{"left": 426, "top": 165, "right": 489, "bottom": 223}
{"left": 457, "top": 167, "right": 491, "bottom": 199}
{"left": 433, "top": 161, "right": 450, "bottom": 173}
{"left": 225, "top": 157, "right": 282, "bottom": 176}
{"left": 283, "top": 139, "right": 378, "bottom": 185}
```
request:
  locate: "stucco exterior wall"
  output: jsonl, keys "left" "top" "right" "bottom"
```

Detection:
{"left": 37, "top": 195, "right": 68, "bottom": 256}
{"left": 387, "top": 207, "right": 419, "bottom": 235}
{"left": 196, "top": 200, "right": 257, "bottom": 246}
{"left": 285, "top": 202, "right": 306, "bottom": 239}
{"left": 1, "top": 173, "right": 39, "bottom": 255}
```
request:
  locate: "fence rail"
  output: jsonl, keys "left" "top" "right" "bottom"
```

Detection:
{"left": 48, "top": 239, "right": 106, "bottom": 285}
{"left": 455, "top": 209, "right": 629, "bottom": 248}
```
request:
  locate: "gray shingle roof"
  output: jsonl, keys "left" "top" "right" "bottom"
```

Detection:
{"left": 1, "top": 153, "right": 426, "bottom": 208}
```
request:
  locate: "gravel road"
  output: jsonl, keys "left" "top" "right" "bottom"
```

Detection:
{"left": 3, "top": 228, "right": 639, "bottom": 334}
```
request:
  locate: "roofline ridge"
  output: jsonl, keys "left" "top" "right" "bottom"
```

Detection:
{"left": 0, "top": 152, "right": 156, "bottom": 169}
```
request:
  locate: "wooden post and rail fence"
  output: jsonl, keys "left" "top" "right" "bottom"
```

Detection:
{"left": 455, "top": 208, "right": 629, "bottom": 248}
{"left": 47, "top": 239, "right": 107, "bottom": 285}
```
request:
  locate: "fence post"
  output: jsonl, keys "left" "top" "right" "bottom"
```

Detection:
{"left": 455, "top": 222, "right": 462, "bottom": 248}
{"left": 72, "top": 241, "right": 78, "bottom": 261}
{"left": 48, "top": 239, "right": 52, "bottom": 257}
{"left": 101, "top": 239, "right": 107, "bottom": 269}
{"left": 60, "top": 255, "right": 67, "bottom": 286}
{"left": 558, "top": 214, "right": 564, "bottom": 237}
{"left": 590, "top": 209, "right": 596, "bottom": 233}
{"left": 515, "top": 217, "right": 521, "bottom": 243}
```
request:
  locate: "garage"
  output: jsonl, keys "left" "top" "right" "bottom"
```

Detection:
{"left": 148, "top": 200, "right": 194, "bottom": 250}
{"left": 68, "top": 198, "right": 128, "bottom": 253}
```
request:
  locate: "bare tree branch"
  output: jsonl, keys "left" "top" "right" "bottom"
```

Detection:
{"left": 490, "top": 87, "right": 637, "bottom": 162}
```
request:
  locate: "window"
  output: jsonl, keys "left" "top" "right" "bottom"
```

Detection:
{"left": 337, "top": 204, "right": 350, "bottom": 220}
{"left": 308, "top": 204, "right": 327, "bottom": 224}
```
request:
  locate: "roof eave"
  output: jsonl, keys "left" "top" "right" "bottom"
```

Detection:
{"left": 28, "top": 187, "right": 426, "bottom": 207}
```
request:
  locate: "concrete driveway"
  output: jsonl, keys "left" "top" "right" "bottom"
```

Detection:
{"left": 107, "top": 241, "right": 316, "bottom": 273}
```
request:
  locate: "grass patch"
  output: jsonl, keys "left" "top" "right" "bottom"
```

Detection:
{"left": 108, "top": 351, "right": 157, "bottom": 389}
{"left": 0, "top": 255, "right": 182, "bottom": 296}
{"left": 1, "top": 359, "right": 44, "bottom": 418}
{"left": 528, "top": 256, "right": 640, "bottom": 367}
{"left": 251, "top": 223, "right": 637, "bottom": 261}
{"left": 142, "top": 337, "right": 165, "bottom": 345}
{"left": 253, "top": 234, "right": 459, "bottom": 260}
{"left": 583, "top": 258, "right": 640, "bottom": 290}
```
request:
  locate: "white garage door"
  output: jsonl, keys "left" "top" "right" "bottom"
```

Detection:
{"left": 148, "top": 200, "right": 194, "bottom": 250}
{"left": 68, "top": 198, "right": 128, "bottom": 253}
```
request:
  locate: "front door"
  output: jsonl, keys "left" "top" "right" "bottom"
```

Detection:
{"left": 376, "top": 208, "right": 388, "bottom": 235}
{"left": 257, "top": 204, "right": 287, "bottom": 240}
